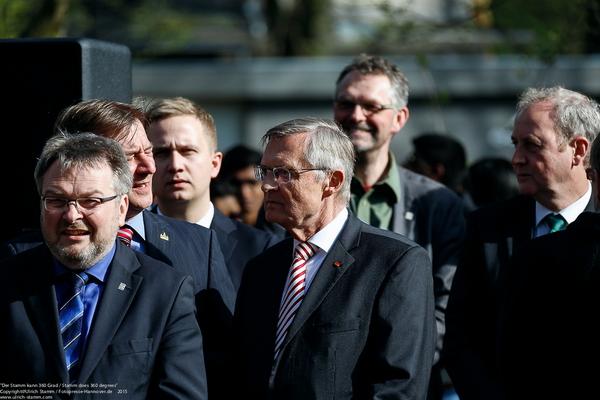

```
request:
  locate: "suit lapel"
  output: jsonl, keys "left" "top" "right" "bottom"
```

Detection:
{"left": 24, "top": 248, "right": 69, "bottom": 382}
{"left": 211, "top": 211, "right": 236, "bottom": 267}
{"left": 392, "top": 168, "right": 414, "bottom": 238}
{"left": 78, "top": 244, "right": 143, "bottom": 382}
{"left": 281, "top": 215, "right": 360, "bottom": 351}
{"left": 511, "top": 196, "right": 536, "bottom": 256}
{"left": 142, "top": 210, "right": 172, "bottom": 265}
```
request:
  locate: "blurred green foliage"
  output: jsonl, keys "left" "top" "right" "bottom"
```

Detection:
{"left": 1, "top": 0, "right": 599, "bottom": 59}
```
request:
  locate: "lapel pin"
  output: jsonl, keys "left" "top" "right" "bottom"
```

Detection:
{"left": 333, "top": 260, "right": 342, "bottom": 268}
{"left": 118, "top": 282, "right": 127, "bottom": 291}
{"left": 160, "top": 232, "right": 169, "bottom": 241}
{"left": 404, "top": 211, "right": 414, "bottom": 221}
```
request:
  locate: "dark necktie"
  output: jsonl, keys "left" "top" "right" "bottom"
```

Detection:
{"left": 59, "top": 272, "right": 89, "bottom": 382}
{"left": 273, "top": 242, "right": 317, "bottom": 362}
{"left": 117, "top": 225, "right": 134, "bottom": 247}
{"left": 543, "top": 213, "right": 567, "bottom": 233}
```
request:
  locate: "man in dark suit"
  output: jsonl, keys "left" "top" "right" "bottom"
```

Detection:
{"left": 0, "top": 100, "right": 235, "bottom": 394}
{"left": 499, "top": 118, "right": 600, "bottom": 399}
{"left": 1, "top": 133, "right": 206, "bottom": 398}
{"left": 145, "top": 96, "right": 278, "bottom": 291}
{"left": 333, "top": 54, "right": 465, "bottom": 398}
{"left": 232, "top": 118, "right": 435, "bottom": 399}
{"left": 444, "top": 86, "right": 600, "bottom": 399}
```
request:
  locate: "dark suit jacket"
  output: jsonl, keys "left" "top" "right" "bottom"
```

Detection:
{"left": 232, "top": 213, "right": 436, "bottom": 400}
{"left": 386, "top": 167, "right": 465, "bottom": 362}
{"left": 499, "top": 211, "right": 600, "bottom": 399}
{"left": 0, "top": 210, "right": 235, "bottom": 397}
{"left": 444, "top": 195, "right": 594, "bottom": 400}
{"left": 210, "top": 209, "right": 279, "bottom": 290}
{"left": 0, "top": 243, "right": 206, "bottom": 400}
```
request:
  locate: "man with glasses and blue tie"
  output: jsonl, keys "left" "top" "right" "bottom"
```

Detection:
{"left": 231, "top": 118, "right": 435, "bottom": 399}
{"left": 0, "top": 132, "right": 206, "bottom": 399}
{"left": 333, "top": 54, "right": 466, "bottom": 399}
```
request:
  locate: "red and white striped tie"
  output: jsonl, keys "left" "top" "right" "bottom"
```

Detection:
{"left": 117, "top": 226, "right": 134, "bottom": 247}
{"left": 273, "top": 241, "right": 317, "bottom": 362}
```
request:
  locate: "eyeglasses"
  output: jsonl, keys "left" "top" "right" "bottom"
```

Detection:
{"left": 334, "top": 99, "right": 395, "bottom": 116}
{"left": 254, "top": 165, "right": 327, "bottom": 184}
{"left": 42, "top": 195, "right": 120, "bottom": 214}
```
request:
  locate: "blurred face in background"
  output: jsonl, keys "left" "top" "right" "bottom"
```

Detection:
{"left": 233, "top": 165, "right": 264, "bottom": 221}
{"left": 334, "top": 71, "right": 407, "bottom": 155}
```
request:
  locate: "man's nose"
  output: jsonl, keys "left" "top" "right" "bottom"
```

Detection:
{"left": 62, "top": 202, "right": 83, "bottom": 223}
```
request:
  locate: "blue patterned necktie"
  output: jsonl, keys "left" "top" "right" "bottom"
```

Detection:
{"left": 543, "top": 213, "right": 567, "bottom": 233}
{"left": 59, "top": 272, "right": 89, "bottom": 382}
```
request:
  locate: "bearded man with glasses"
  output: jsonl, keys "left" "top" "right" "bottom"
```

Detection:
{"left": 0, "top": 132, "right": 206, "bottom": 398}
{"left": 333, "top": 54, "right": 466, "bottom": 399}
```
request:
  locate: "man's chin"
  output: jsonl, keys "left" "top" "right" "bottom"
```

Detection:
{"left": 352, "top": 141, "right": 373, "bottom": 154}
{"left": 128, "top": 194, "right": 153, "bottom": 213}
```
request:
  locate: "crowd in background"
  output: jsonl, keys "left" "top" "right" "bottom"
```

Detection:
{"left": 2, "top": 53, "right": 598, "bottom": 400}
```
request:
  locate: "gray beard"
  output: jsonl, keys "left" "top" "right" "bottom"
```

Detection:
{"left": 48, "top": 238, "right": 113, "bottom": 270}
{"left": 46, "top": 222, "right": 119, "bottom": 270}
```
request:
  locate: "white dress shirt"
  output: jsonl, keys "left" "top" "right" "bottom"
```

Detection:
{"left": 534, "top": 182, "right": 591, "bottom": 238}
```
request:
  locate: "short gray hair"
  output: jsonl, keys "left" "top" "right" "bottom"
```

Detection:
{"left": 262, "top": 118, "right": 355, "bottom": 204}
{"left": 516, "top": 87, "right": 600, "bottom": 154}
{"left": 34, "top": 132, "right": 133, "bottom": 196}
{"left": 335, "top": 54, "right": 409, "bottom": 109}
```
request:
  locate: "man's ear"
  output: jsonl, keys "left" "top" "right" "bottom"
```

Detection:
{"left": 322, "top": 170, "right": 344, "bottom": 199}
{"left": 211, "top": 151, "right": 223, "bottom": 179}
{"left": 118, "top": 195, "right": 129, "bottom": 226}
{"left": 571, "top": 136, "right": 589, "bottom": 167}
{"left": 391, "top": 106, "right": 410, "bottom": 135}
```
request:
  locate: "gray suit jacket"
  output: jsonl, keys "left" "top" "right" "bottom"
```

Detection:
{"left": 367, "top": 166, "right": 465, "bottom": 361}
{"left": 232, "top": 213, "right": 436, "bottom": 399}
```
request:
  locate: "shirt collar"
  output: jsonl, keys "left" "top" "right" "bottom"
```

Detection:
{"left": 351, "top": 152, "right": 401, "bottom": 202}
{"left": 295, "top": 208, "right": 349, "bottom": 254}
{"left": 53, "top": 242, "right": 116, "bottom": 283}
{"left": 157, "top": 202, "right": 214, "bottom": 228}
{"left": 195, "top": 202, "right": 214, "bottom": 228}
{"left": 126, "top": 211, "right": 146, "bottom": 241}
{"left": 535, "top": 181, "right": 592, "bottom": 226}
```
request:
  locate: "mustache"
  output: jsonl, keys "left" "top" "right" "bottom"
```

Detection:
{"left": 61, "top": 222, "right": 89, "bottom": 231}
{"left": 343, "top": 122, "right": 373, "bottom": 132}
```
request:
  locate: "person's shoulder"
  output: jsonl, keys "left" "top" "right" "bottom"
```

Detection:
{"left": 467, "top": 194, "right": 531, "bottom": 221}
{"left": 121, "top": 244, "right": 187, "bottom": 282}
{"left": 231, "top": 217, "right": 278, "bottom": 245}
{"left": 0, "top": 229, "right": 45, "bottom": 259}
{"left": 357, "top": 217, "right": 420, "bottom": 247}
{"left": 145, "top": 209, "right": 212, "bottom": 238}
{"left": 398, "top": 166, "right": 461, "bottom": 203}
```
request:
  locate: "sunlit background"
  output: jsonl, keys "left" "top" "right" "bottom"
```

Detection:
{"left": 3, "top": 0, "right": 600, "bottom": 163}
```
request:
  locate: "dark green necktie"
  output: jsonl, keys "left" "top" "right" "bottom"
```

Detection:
{"left": 543, "top": 213, "right": 567, "bottom": 233}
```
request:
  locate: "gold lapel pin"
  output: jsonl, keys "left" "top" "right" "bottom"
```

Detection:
{"left": 160, "top": 232, "right": 169, "bottom": 241}
{"left": 333, "top": 260, "right": 342, "bottom": 268}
